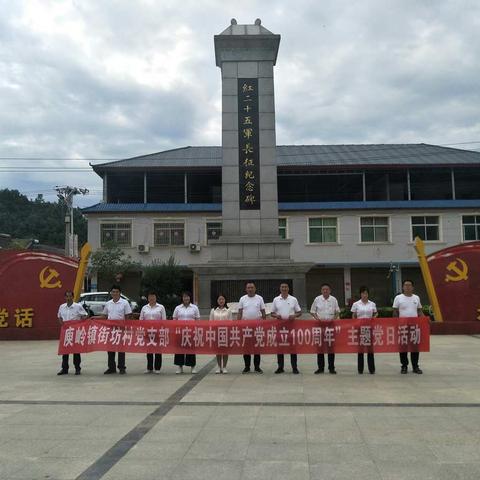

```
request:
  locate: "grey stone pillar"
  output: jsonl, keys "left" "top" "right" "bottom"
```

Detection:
{"left": 190, "top": 20, "right": 313, "bottom": 314}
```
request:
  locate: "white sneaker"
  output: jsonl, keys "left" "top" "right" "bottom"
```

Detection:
{"left": 144, "top": 369, "right": 152, "bottom": 374}
{"left": 154, "top": 370, "right": 161, "bottom": 374}
{"left": 215, "top": 368, "right": 222, "bottom": 374}
{"left": 222, "top": 368, "right": 228, "bottom": 374}
{"left": 191, "top": 367, "right": 197, "bottom": 374}
{"left": 176, "top": 367, "right": 183, "bottom": 374}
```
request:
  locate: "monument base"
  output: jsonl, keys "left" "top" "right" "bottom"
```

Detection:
{"left": 191, "top": 261, "right": 313, "bottom": 315}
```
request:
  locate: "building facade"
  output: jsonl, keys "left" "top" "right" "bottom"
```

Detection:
{"left": 83, "top": 21, "right": 480, "bottom": 312}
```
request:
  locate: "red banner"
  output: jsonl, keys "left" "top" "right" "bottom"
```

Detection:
{"left": 58, "top": 318, "right": 430, "bottom": 355}
{"left": 427, "top": 241, "right": 480, "bottom": 323}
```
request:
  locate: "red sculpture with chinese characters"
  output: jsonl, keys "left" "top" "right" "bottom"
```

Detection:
{"left": 0, "top": 250, "right": 79, "bottom": 339}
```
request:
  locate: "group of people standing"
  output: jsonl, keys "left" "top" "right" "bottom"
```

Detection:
{"left": 57, "top": 279, "right": 424, "bottom": 376}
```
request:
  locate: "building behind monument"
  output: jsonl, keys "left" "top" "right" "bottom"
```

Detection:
{"left": 82, "top": 20, "right": 480, "bottom": 312}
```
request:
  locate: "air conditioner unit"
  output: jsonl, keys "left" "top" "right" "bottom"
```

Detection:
{"left": 189, "top": 243, "right": 201, "bottom": 253}
{"left": 137, "top": 244, "right": 150, "bottom": 253}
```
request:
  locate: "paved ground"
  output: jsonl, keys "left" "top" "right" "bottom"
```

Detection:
{"left": 0, "top": 335, "right": 479, "bottom": 480}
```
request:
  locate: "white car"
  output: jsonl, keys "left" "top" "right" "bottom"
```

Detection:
{"left": 79, "top": 292, "right": 138, "bottom": 316}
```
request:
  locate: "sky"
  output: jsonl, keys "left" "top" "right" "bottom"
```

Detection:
{"left": 0, "top": 0, "right": 479, "bottom": 207}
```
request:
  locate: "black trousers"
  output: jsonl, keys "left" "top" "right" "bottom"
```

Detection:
{"left": 358, "top": 353, "right": 375, "bottom": 373}
{"left": 399, "top": 352, "right": 420, "bottom": 368}
{"left": 107, "top": 351, "right": 126, "bottom": 370}
{"left": 277, "top": 354, "right": 297, "bottom": 369}
{"left": 62, "top": 354, "right": 81, "bottom": 371}
{"left": 317, "top": 353, "right": 335, "bottom": 371}
{"left": 146, "top": 353, "right": 162, "bottom": 371}
{"left": 174, "top": 354, "right": 196, "bottom": 367}
{"left": 243, "top": 354, "right": 261, "bottom": 369}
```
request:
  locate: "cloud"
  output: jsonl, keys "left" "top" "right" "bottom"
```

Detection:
{"left": 0, "top": 0, "right": 479, "bottom": 206}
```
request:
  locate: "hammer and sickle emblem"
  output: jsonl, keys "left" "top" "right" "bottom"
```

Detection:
{"left": 39, "top": 266, "right": 62, "bottom": 289}
{"left": 444, "top": 257, "right": 468, "bottom": 283}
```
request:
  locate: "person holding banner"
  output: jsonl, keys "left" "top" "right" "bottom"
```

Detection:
{"left": 172, "top": 292, "right": 200, "bottom": 374}
{"left": 238, "top": 281, "right": 266, "bottom": 374}
{"left": 310, "top": 283, "right": 340, "bottom": 374}
{"left": 271, "top": 283, "right": 302, "bottom": 374}
{"left": 139, "top": 291, "right": 166, "bottom": 374}
{"left": 57, "top": 290, "right": 88, "bottom": 375}
{"left": 393, "top": 280, "right": 423, "bottom": 374}
{"left": 351, "top": 286, "right": 377, "bottom": 374}
{"left": 100, "top": 285, "right": 132, "bottom": 375}
{"left": 210, "top": 293, "right": 233, "bottom": 374}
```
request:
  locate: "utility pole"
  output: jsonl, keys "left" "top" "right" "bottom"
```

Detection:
{"left": 55, "top": 186, "right": 89, "bottom": 257}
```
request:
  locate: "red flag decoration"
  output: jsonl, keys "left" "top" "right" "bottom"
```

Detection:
{"left": 58, "top": 318, "right": 430, "bottom": 355}
{"left": 416, "top": 238, "right": 480, "bottom": 334}
{"left": 0, "top": 250, "right": 78, "bottom": 340}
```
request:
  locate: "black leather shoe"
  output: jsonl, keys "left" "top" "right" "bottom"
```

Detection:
{"left": 119, "top": 369, "right": 126, "bottom": 375}
{"left": 369, "top": 370, "right": 375, "bottom": 375}
{"left": 292, "top": 368, "right": 300, "bottom": 374}
{"left": 104, "top": 369, "right": 116, "bottom": 374}
{"left": 358, "top": 370, "right": 364, "bottom": 375}
{"left": 75, "top": 370, "right": 81, "bottom": 375}
{"left": 242, "top": 367, "right": 250, "bottom": 374}
{"left": 57, "top": 370, "right": 68, "bottom": 375}
{"left": 412, "top": 367, "right": 423, "bottom": 374}
{"left": 401, "top": 366, "right": 408, "bottom": 374}
{"left": 254, "top": 367, "right": 263, "bottom": 374}
{"left": 274, "top": 368, "right": 284, "bottom": 374}
{"left": 329, "top": 369, "right": 337, "bottom": 375}
{"left": 314, "top": 369, "right": 324, "bottom": 374}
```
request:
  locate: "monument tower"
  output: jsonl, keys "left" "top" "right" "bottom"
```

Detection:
{"left": 192, "top": 19, "right": 312, "bottom": 312}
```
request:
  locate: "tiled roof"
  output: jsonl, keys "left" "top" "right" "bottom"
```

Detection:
{"left": 91, "top": 144, "right": 480, "bottom": 172}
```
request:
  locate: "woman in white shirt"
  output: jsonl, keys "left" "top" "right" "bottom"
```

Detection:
{"left": 351, "top": 286, "right": 377, "bottom": 374}
{"left": 209, "top": 294, "right": 232, "bottom": 374}
{"left": 172, "top": 291, "right": 200, "bottom": 374}
{"left": 139, "top": 291, "right": 166, "bottom": 374}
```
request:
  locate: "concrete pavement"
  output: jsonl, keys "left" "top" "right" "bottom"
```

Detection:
{"left": 0, "top": 335, "right": 479, "bottom": 479}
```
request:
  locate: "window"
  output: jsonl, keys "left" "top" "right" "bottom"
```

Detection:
{"left": 206, "top": 221, "right": 222, "bottom": 242}
{"left": 360, "top": 217, "right": 389, "bottom": 242}
{"left": 462, "top": 215, "right": 480, "bottom": 241}
{"left": 410, "top": 168, "right": 452, "bottom": 200}
{"left": 308, "top": 218, "right": 337, "bottom": 243}
{"left": 411, "top": 216, "right": 440, "bottom": 241}
{"left": 278, "top": 218, "right": 287, "bottom": 239}
{"left": 154, "top": 222, "right": 185, "bottom": 246}
{"left": 100, "top": 222, "right": 132, "bottom": 247}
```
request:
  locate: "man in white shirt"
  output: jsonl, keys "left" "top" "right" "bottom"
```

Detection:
{"left": 310, "top": 283, "right": 340, "bottom": 374}
{"left": 99, "top": 285, "right": 133, "bottom": 374}
{"left": 271, "top": 283, "right": 302, "bottom": 374}
{"left": 139, "top": 291, "right": 166, "bottom": 374}
{"left": 237, "top": 281, "right": 266, "bottom": 373}
{"left": 57, "top": 290, "right": 88, "bottom": 375}
{"left": 393, "top": 279, "right": 423, "bottom": 374}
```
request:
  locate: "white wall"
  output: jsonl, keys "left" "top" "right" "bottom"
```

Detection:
{"left": 86, "top": 209, "right": 473, "bottom": 266}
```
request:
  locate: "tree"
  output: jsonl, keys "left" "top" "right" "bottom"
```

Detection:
{"left": 140, "top": 256, "right": 183, "bottom": 317}
{"left": 90, "top": 243, "right": 141, "bottom": 283}
{"left": 0, "top": 188, "right": 87, "bottom": 247}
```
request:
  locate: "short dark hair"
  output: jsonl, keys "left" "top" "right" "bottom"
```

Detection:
{"left": 147, "top": 291, "right": 157, "bottom": 297}
{"left": 359, "top": 286, "right": 369, "bottom": 295}
{"left": 64, "top": 290, "right": 73, "bottom": 296}
{"left": 213, "top": 293, "right": 228, "bottom": 308}
{"left": 110, "top": 284, "right": 122, "bottom": 292}
{"left": 245, "top": 280, "right": 256, "bottom": 287}
{"left": 320, "top": 283, "right": 331, "bottom": 289}
{"left": 181, "top": 291, "right": 192, "bottom": 301}
{"left": 402, "top": 279, "right": 414, "bottom": 286}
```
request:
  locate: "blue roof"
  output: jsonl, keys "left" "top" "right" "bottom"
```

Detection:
{"left": 82, "top": 200, "right": 480, "bottom": 214}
